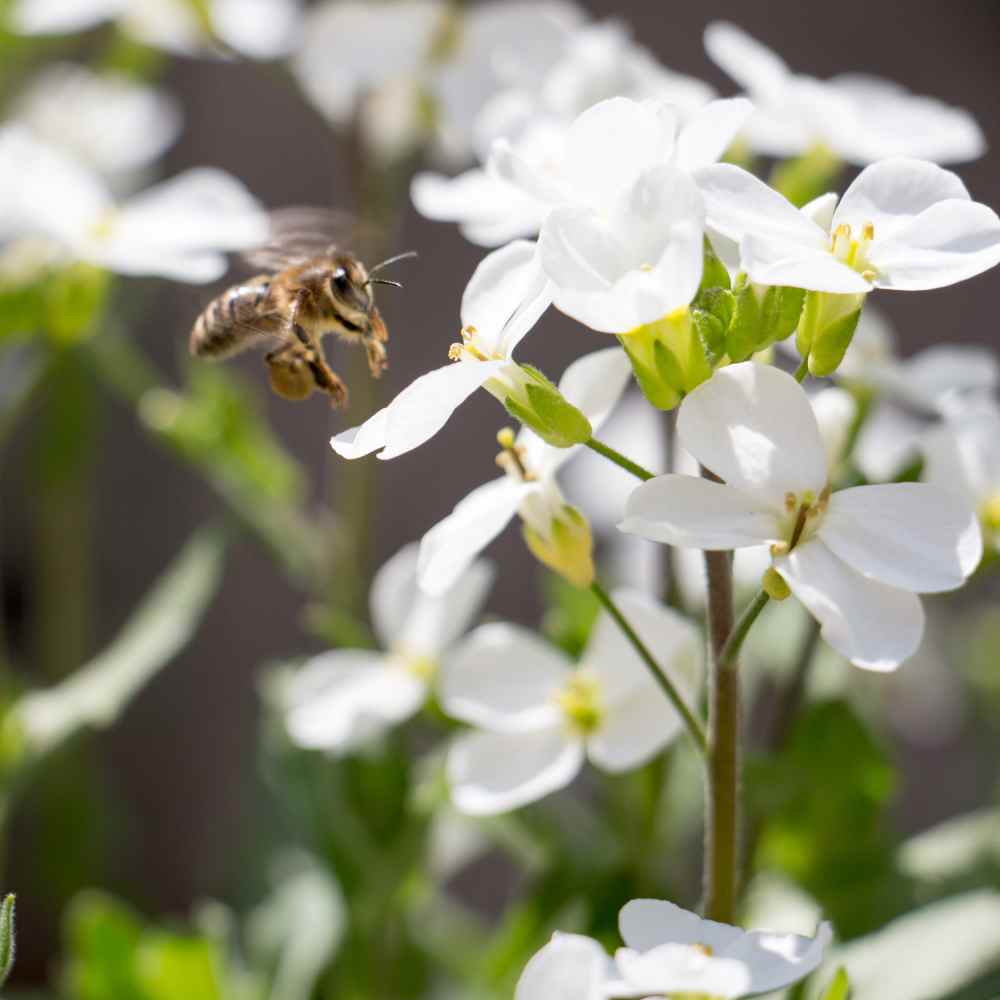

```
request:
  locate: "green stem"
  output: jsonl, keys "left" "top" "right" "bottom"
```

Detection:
{"left": 584, "top": 437, "right": 655, "bottom": 481}
{"left": 793, "top": 357, "right": 810, "bottom": 383}
{"left": 590, "top": 581, "right": 707, "bottom": 755}
{"left": 717, "top": 590, "right": 771, "bottom": 671}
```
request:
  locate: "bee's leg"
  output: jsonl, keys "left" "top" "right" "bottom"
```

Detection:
{"left": 363, "top": 306, "right": 389, "bottom": 377}
{"left": 284, "top": 291, "right": 348, "bottom": 408}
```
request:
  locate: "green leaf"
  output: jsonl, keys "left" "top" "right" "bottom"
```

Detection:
{"left": 818, "top": 967, "right": 850, "bottom": 1000}
{"left": 62, "top": 892, "right": 145, "bottom": 1000}
{"left": 14, "top": 529, "right": 225, "bottom": 760}
{"left": 0, "top": 893, "right": 14, "bottom": 988}
{"left": 134, "top": 934, "right": 224, "bottom": 1000}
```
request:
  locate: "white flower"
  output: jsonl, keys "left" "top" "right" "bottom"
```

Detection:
{"left": 620, "top": 363, "right": 982, "bottom": 670}
{"left": 515, "top": 933, "right": 611, "bottom": 1000}
{"left": 0, "top": 128, "right": 267, "bottom": 283}
{"left": 331, "top": 241, "right": 550, "bottom": 461}
{"left": 924, "top": 403, "right": 1000, "bottom": 555}
{"left": 10, "top": 0, "right": 301, "bottom": 58}
{"left": 704, "top": 21, "right": 985, "bottom": 165}
{"left": 698, "top": 158, "right": 1000, "bottom": 295}
{"left": 418, "top": 346, "right": 631, "bottom": 596}
{"left": 492, "top": 96, "right": 752, "bottom": 332}
{"left": 614, "top": 898, "right": 832, "bottom": 998}
{"left": 10, "top": 64, "right": 181, "bottom": 179}
{"left": 442, "top": 589, "right": 701, "bottom": 815}
{"left": 282, "top": 544, "right": 492, "bottom": 753}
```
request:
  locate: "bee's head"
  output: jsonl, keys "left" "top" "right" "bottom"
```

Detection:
{"left": 327, "top": 254, "right": 374, "bottom": 320}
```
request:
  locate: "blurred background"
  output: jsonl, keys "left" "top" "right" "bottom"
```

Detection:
{"left": 3, "top": 0, "right": 1000, "bottom": 990}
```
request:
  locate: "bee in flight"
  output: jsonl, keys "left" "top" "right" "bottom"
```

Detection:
{"left": 189, "top": 209, "right": 415, "bottom": 407}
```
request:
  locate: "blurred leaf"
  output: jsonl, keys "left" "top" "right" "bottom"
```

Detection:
{"left": 0, "top": 893, "right": 15, "bottom": 988}
{"left": 246, "top": 855, "right": 345, "bottom": 1000}
{"left": 62, "top": 892, "right": 145, "bottom": 1000}
{"left": 0, "top": 341, "right": 46, "bottom": 448}
{"left": 900, "top": 808, "right": 1000, "bottom": 889}
{"left": 807, "top": 892, "right": 1000, "bottom": 1000}
{"left": 14, "top": 528, "right": 225, "bottom": 760}
{"left": 747, "top": 699, "right": 907, "bottom": 937}
{"left": 819, "top": 968, "right": 851, "bottom": 1000}
{"left": 541, "top": 572, "right": 599, "bottom": 657}
{"left": 134, "top": 934, "right": 224, "bottom": 1000}
{"left": 0, "top": 265, "right": 109, "bottom": 345}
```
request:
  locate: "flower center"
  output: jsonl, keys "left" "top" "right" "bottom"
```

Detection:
{"left": 555, "top": 670, "right": 603, "bottom": 735}
{"left": 979, "top": 490, "right": 1000, "bottom": 539}
{"left": 448, "top": 324, "right": 502, "bottom": 363}
{"left": 829, "top": 221, "right": 877, "bottom": 281}
{"left": 770, "top": 486, "right": 831, "bottom": 558}
{"left": 389, "top": 649, "right": 437, "bottom": 681}
{"left": 494, "top": 426, "right": 536, "bottom": 482}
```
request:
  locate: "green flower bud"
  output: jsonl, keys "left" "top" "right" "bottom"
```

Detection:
{"left": 522, "top": 505, "right": 595, "bottom": 589}
{"left": 762, "top": 567, "right": 791, "bottom": 601}
{"left": 618, "top": 307, "right": 713, "bottom": 411}
{"left": 727, "top": 276, "right": 806, "bottom": 362}
{"left": 495, "top": 365, "right": 593, "bottom": 448}
{"left": 699, "top": 237, "right": 732, "bottom": 295}
{"left": 797, "top": 291, "right": 865, "bottom": 377}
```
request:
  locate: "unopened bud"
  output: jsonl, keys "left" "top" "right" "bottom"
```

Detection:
{"left": 497, "top": 365, "right": 592, "bottom": 448}
{"left": 728, "top": 277, "right": 805, "bottom": 362}
{"left": 796, "top": 290, "right": 865, "bottom": 377}
{"left": 522, "top": 505, "right": 595, "bottom": 589}
{"left": 496, "top": 427, "right": 516, "bottom": 450}
{"left": 762, "top": 567, "right": 791, "bottom": 601}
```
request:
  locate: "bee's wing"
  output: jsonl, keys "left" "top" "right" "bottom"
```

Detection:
{"left": 241, "top": 207, "right": 382, "bottom": 270}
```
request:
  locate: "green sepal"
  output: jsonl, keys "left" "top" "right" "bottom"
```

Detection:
{"left": 699, "top": 237, "right": 732, "bottom": 294}
{"left": 522, "top": 505, "right": 594, "bottom": 589}
{"left": 692, "top": 288, "right": 734, "bottom": 366}
{"left": 617, "top": 334, "right": 681, "bottom": 410}
{"left": 727, "top": 275, "right": 762, "bottom": 362}
{"left": 728, "top": 278, "right": 805, "bottom": 362}
{"left": 809, "top": 307, "right": 862, "bottom": 377}
{"left": 0, "top": 893, "right": 15, "bottom": 988}
{"left": 758, "top": 284, "right": 806, "bottom": 351}
{"left": 503, "top": 366, "right": 592, "bottom": 448}
{"left": 818, "top": 967, "right": 851, "bottom": 1000}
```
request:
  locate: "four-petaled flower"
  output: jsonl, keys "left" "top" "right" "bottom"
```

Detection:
{"left": 442, "top": 590, "right": 701, "bottom": 815}
{"left": 282, "top": 544, "right": 492, "bottom": 754}
{"left": 621, "top": 363, "right": 982, "bottom": 670}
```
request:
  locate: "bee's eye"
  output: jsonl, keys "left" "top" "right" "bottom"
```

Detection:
{"left": 331, "top": 267, "right": 351, "bottom": 295}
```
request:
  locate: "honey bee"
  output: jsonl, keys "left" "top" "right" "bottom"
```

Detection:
{"left": 190, "top": 209, "right": 414, "bottom": 406}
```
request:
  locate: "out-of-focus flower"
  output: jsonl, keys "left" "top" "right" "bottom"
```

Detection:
{"left": 514, "top": 933, "right": 610, "bottom": 1000}
{"left": 282, "top": 544, "right": 492, "bottom": 753}
{"left": 418, "top": 347, "right": 631, "bottom": 595}
{"left": 0, "top": 127, "right": 267, "bottom": 283}
{"left": 442, "top": 589, "right": 701, "bottom": 815}
{"left": 294, "top": 1, "right": 581, "bottom": 163}
{"left": 704, "top": 21, "right": 985, "bottom": 165}
{"left": 10, "top": 63, "right": 181, "bottom": 180}
{"left": 10, "top": 0, "right": 301, "bottom": 57}
{"left": 488, "top": 96, "right": 751, "bottom": 332}
{"left": 621, "top": 363, "right": 981, "bottom": 670}
{"left": 614, "top": 898, "right": 832, "bottom": 998}
{"left": 331, "top": 240, "right": 551, "bottom": 461}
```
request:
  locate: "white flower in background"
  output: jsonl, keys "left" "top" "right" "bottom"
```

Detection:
{"left": 621, "top": 363, "right": 982, "bottom": 670}
{"left": 490, "top": 96, "right": 752, "bottom": 332}
{"left": 283, "top": 544, "right": 492, "bottom": 753}
{"left": 613, "top": 898, "right": 832, "bottom": 998}
{"left": 412, "top": 20, "right": 715, "bottom": 246}
{"left": 294, "top": 1, "right": 581, "bottom": 163}
{"left": 443, "top": 590, "right": 701, "bottom": 815}
{"left": 9, "top": 0, "right": 301, "bottom": 58}
{"left": 698, "top": 158, "right": 1000, "bottom": 295}
{"left": 418, "top": 347, "right": 631, "bottom": 595}
{"left": 704, "top": 21, "right": 985, "bottom": 165}
{"left": 331, "top": 240, "right": 550, "bottom": 461}
{"left": 10, "top": 63, "right": 181, "bottom": 180}
{"left": 514, "top": 933, "right": 611, "bottom": 1000}
{"left": 0, "top": 127, "right": 267, "bottom": 283}
{"left": 924, "top": 403, "right": 1000, "bottom": 556}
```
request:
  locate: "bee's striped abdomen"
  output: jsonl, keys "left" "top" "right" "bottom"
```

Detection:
{"left": 190, "top": 276, "right": 278, "bottom": 358}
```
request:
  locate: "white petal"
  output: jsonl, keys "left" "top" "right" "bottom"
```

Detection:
{"left": 695, "top": 163, "right": 827, "bottom": 249}
{"left": 870, "top": 200, "right": 1000, "bottom": 291}
{"left": 588, "top": 687, "right": 690, "bottom": 772}
{"left": 615, "top": 944, "right": 751, "bottom": 999}
{"left": 562, "top": 97, "right": 677, "bottom": 202}
{"left": 10, "top": 0, "right": 120, "bottom": 33}
{"left": 674, "top": 97, "right": 754, "bottom": 172}
{"left": 620, "top": 899, "right": 743, "bottom": 953}
{"left": 819, "top": 483, "right": 982, "bottom": 592}
{"left": 447, "top": 727, "right": 583, "bottom": 815}
{"left": 620, "top": 474, "right": 781, "bottom": 549}
{"left": 379, "top": 360, "right": 508, "bottom": 461}
{"left": 902, "top": 344, "right": 999, "bottom": 410}
{"left": 283, "top": 652, "right": 424, "bottom": 752}
{"left": 516, "top": 933, "right": 609, "bottom": 1000}
{"left": 417, "top": 477, "right": 529, "bottom": 596}
{"left": 775, "top": 540, "right": 924, "bottom": 671}
{"left": 330, "top": 406, "right": 388, "bottom": 460}
{"left": 810, "top": 386, "right": 857, "bottom": 472}
{"left": 460, "top": 240, "right": 550, "bottom": 356}
{"left": 490, "top": 137, "right": 569, "bottom": 208}
{"left": 440, "top": 623, "right": 570, "bottom": 731}
{"left": 741, "top": 234, "right": 872, "bottom": 293}
{"left": 703, "top": 21, "right": 790, "bottom": 99}
{"left": 924, "top": 411, "right": 1000, "bottom": 508}
{"left": 212, "top": 0, "right": 301, "bottom": 59}
{"left": 832, "top": 158, "right": 970, "bottom": 239}
{"left": 800, "top": 192, "right": 839, "bottom": 232}
{"left": 724, "top": 923, "right": 832, "bottom": 994}
{"left": 369, "top": 543, "right": 421, "bottom": 650}
{"left": 677, "top": 363, "right": 828, "bottom": 509}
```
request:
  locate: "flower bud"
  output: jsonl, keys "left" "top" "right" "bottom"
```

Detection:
{"left": 492, "top": 365, "right": 593, "bottom": 448}
{"left": 761, "top": 567, "right": 791, "bottom": 601}
{"left": 618, "top": 307, "right": 713, "bottom": 411}
{"left": 522, "top": 504, "right": 595, "bottom": 589}
{"left": 796, "top": 291, "right": 864, "bottom": 377}
{"left": 727, "top": 276, "right": 806, "bottom": 362}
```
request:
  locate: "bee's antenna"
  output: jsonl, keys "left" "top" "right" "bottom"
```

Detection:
{"left": 369, "top": 250, "right": 418, "bottom": 276}
{"left": 369, "top": 278, "right": 403, "bottom": 289}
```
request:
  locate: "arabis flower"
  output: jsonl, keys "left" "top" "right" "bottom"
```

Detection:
{"left": 0, "top": 127, "right": 267, "bottom": 283}
{"left": 705, "top": 21, "right": 985, "bottom": 165}
{"left": 492, "top": 96, "right": 752, "bottom": 332}
{"left": 514, "top": 933, "right": 611, "bottom": 1000}
{"left": 11, "top": 64, "right": 181, "bottom": 179}
{"left": 621, "top": 363, "right": 982, "bottom": 670}
{"left": 331, "top": 241, "right": 550, "bottom": 461}
{"left": 442, "top": 590, "right": 701, "bottom": 815}
{"left": 698, "top": 158, "right": 1000, "bottom": 297}
{"left": 9, "top": 0, "right": 301, "bottom": 58}
{"left": 417, "top": 347, "right": 631, "bottom": 595}
{"left": 613, "top": 898, "right": 832, "bottom": 998}
{"left": 282, "top": 544, "right": 492, "bottom": 753}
